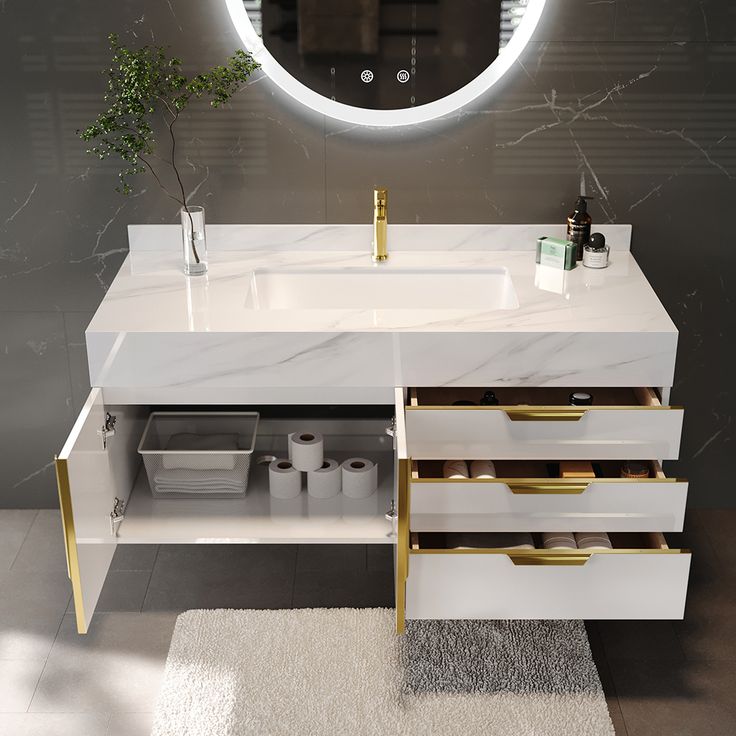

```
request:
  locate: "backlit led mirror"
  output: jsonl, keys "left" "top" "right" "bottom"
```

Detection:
{"left": 226, "top": 0, "right": 547, "bottom": 126}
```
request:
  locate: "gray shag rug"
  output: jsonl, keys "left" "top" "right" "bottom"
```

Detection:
{"left": 152, "top": 608, "right": 614, "bottom": 736}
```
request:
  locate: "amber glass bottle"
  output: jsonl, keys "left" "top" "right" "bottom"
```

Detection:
{"left": 567, "top": 196, "right": 593, "bottom": 261}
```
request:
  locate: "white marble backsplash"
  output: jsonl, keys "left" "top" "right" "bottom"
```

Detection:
{"left": 128, "top": 223, "right": 632, "bottom": 253}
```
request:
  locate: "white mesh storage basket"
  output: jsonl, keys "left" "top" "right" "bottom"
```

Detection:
{"left": 137, "top": 412, "right": 259, "bottom": 499}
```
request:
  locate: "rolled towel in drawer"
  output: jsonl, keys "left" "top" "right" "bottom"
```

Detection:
{"left": 442, "top": 460, "right": 469, "bottom": 479}
{"left": 469, "top": 460, "right": 496, "bottom": 479}
{"left": 542, "top": 532, "right": 577, "bottom": 550}
{"left": 445, "top": 532, "right": 534, "bottom": 550}
{"left": 574, "top": 532, "right": 612, "bottom": 550}
{"left": 162, "top": 433, "right": 238, "bottom": 470}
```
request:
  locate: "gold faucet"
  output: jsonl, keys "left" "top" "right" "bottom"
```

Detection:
{"left": 372, "top": 188, "right": 388, "bottom": 262}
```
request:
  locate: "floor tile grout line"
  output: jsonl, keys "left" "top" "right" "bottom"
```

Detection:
{"left": 694, "top": 508, "right": 729, "bottom": 568}
{"left": 290, "top": 546, "right": 299, "bottom": 608}
{"left": 7, "top": 510, "right": 40, "bottom": 572}
{"left": 25, "top": 591, "right": 71, "bottom": 714}
{"left": 587, "top": 622, "right": 629, "bottom": 736}
{"left": 139, "top": 545, "right": 162, "bottom": 613}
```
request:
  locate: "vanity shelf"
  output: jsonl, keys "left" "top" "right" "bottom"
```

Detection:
{"left": 90, "top": 450, "right": 395, "bottom": 545}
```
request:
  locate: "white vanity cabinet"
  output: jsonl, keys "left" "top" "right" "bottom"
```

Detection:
{"left": 55, "top": 224, "right": 690, "bottom": 634}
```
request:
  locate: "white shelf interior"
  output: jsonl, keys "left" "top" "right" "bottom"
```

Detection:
{"left": 83, "top": 417, "right": 396, "bottom": 545}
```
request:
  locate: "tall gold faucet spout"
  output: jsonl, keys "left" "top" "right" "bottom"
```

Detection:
{"left": 372, "top": 188, "right": 388, "bottom": 262}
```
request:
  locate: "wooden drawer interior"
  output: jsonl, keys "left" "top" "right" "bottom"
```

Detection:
{"left": 413, "top": 459, "right": 667, "bottom": 481}
{"left": 411, "top": 530, "right": 673, "bottom": 552}
{"left": 409, "top": 386, "right": 662, "bottom": 408}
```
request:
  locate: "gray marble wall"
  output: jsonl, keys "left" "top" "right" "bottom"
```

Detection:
{"left": 1, "top": 0, "right": 733, "bottom": 507}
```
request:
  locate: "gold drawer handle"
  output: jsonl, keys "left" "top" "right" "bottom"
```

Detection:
{"left": 509, "top": 554, "right": 591, "bottom": 566}
{"left": 504, "top": 409, "right": 586, "bottom": 422}
{"left": 506, "top": 481, "right": 590, "bottom": 495}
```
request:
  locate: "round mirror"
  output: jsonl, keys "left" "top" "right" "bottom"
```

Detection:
{"left": 226, "top": 0, "right": 547, "bottom": 127}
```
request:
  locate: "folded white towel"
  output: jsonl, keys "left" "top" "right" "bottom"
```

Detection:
{"left": 154, "top": 485, "right": 245, "bottom": 495}
{"left": 574, "top": 532, "right": 612, "bottom": 550}
{"left": 445, "top": 532, "right": 534, "bottom": 550}
{"left": 442, "top": 460, "right": 469, "bottom": 479}
{"left": 154, "top": 481, "right": 245, "bottom": 488}
{"left": 162, "top": 434, "right": 239, "bottom": 470}
{"left": 154, "top": 467, "right": 245, "bottom": 486}
{"left": 542, "top": 532, "right": 577, "bottom": 550}
{"left": 470, "top": 460, "right": 496, "bottom": 479}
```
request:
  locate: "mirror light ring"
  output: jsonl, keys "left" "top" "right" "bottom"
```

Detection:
{"left": 225, "top": 0, "right": 547, "bottom": 127}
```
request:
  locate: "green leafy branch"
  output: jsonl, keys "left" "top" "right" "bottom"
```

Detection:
{"left": 79, "top": 33, "right": 260, "bottom": 263}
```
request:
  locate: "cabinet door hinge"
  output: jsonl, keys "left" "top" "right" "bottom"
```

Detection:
{"left": 109, "top": 496, "right": 125, "bottom": 536}
{"left": 385, "top": 417, "right": 397, "bottom": 438}
{"left": 97, "top": 412, "right": 117, "bottom": 449}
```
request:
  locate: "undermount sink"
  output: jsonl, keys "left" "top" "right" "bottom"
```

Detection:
{"left": 244, "top": 267, "right": 519, "bottom": 311}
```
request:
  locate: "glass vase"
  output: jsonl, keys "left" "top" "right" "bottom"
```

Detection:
{"left": 180, "top": 205, "right": 208, "bottom": 276}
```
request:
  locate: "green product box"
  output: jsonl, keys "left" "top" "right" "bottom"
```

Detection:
{"left": 535, "top": 236, "right": 577, "bottom": 271}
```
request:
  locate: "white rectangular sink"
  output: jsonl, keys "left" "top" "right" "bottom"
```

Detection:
{"left": 245, "top": 267, "right": 519, "bottom": 311}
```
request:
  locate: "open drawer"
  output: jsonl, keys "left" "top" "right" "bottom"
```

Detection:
{"left": 400, "top": 386, "right": 683, "bottom": 459}
{"left": 56, "top": 389, "right": 396, "bottom": 633}
{"left": 405, "top": 532, "right": 691, "bottom": 620}
{"left": 409, "top": 459, "right": 688, "bottom": 532}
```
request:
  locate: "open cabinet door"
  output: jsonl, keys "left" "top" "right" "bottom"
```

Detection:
{"left": 55, "top": 389, "right": 146, "bottom": 633}
{"left": 394, "top": 387, "right": 409, "bottom": 635}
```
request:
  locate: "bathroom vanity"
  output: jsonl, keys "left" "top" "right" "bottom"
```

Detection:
{"left": 55, "top": 224, "right": 690, "bottom": 634}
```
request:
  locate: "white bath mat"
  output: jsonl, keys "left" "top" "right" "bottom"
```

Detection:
{"left": 152, "top": 608, "right": 614, "bottom": 736}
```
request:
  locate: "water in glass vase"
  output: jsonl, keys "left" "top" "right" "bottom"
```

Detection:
{"left": 181, "top": 205, "right": 208, "bottom": 276}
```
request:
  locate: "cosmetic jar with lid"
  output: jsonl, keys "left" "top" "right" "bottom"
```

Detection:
{"left": 582, "top": 232, "right": 609, "bottom": 269}
{"left": 620, "top": 461, "right": 650, "bottom": 479}
{"left": 480, "top": 390, "right": 499, "bottom": 405}
{"left": 569, "top": 391, "right": 593, "bottom": 406}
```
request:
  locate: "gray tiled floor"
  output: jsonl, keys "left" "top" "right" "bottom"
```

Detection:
{"left": 0, "top": 508, "right": 735, "bottom": 735}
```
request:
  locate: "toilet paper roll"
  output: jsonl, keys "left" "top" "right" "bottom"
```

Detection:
{"left": 288, "top": 431, "right": 324, "bottom": 472}
{"left": 470, "top": 460, "right": 496, "bottom": 479}
{"left": 542, "top": 532, "right": 577, "bottom": 550}
{"left": 574, "top": 531, "right": 612, "bottom": 550}
{"left": 341, "top": 457, "right": 378, "bottom": 499}
{"left": 307, "top": 458, "right": 341, "bottom": 499}
{"left": 268, "top": 458, "right": 302, "bottom": 499}
{"left": 442, "top": 460, "right": 469, "bottom": 479}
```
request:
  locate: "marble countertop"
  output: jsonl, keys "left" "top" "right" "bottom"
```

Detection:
{"left": 88, "top": 248, "right": 676, "bottom": 336}
{"left": 86, "top": 226, "right": 678, "bottom": 396}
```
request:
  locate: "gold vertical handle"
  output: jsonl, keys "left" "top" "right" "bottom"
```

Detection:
{"left": 396, "top": 457, "right": 409, "bottom": 635}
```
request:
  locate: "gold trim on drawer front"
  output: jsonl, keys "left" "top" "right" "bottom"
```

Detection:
{"left": 509, "top": 554, "right": 591, "bottom": 566}
{"left": 405, "top": 404, "right": 683, "bottom": 412}
{"left": 504, "top": 409, "right": 585, "bottom": 421}
{"left": 55, "top": 457, "right": 88, "bottom": 635}
{"left": 410, "top": 547, "right": 691, "bottom": 557}
{"left": 410, "top": 477, "right": 687, "bottom": 492}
